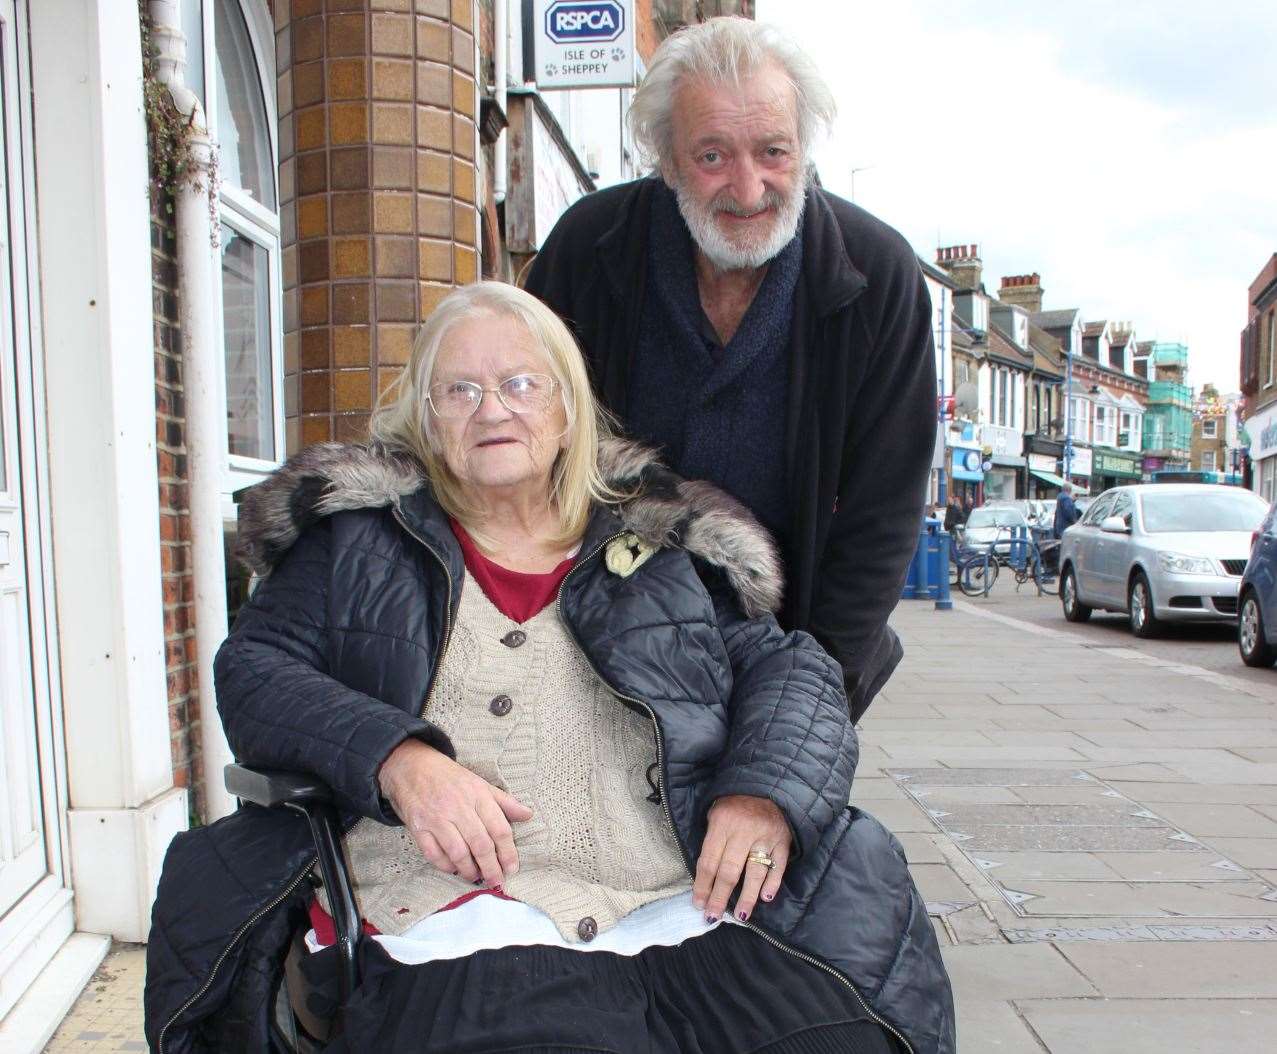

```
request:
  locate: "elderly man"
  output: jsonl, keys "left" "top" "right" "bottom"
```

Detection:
{"left": 526, "top": 18, "right": 935, "bottom": 722}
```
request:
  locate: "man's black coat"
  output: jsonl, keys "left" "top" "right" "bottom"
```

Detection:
{"left": 526, "top": 178, "right": 937, "bottom": 721}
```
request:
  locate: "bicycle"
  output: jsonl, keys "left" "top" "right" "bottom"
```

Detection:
{"left": 949, "top": 528, "right": 999, "bottom": 597}
{"left": 1011, "top": 533, "right": 1061, "bottom": 596}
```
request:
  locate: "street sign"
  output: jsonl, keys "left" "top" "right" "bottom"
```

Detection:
{"left": 533, "top": 0, "right": 636, "bottom": 90}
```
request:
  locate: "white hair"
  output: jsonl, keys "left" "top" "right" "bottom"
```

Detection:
{"left": 627, "top": 16, "right": 836, "bottom": 172}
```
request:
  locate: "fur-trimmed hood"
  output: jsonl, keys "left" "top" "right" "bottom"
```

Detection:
{"left": 235, "top": 437, "right": 784, "bottom": 617}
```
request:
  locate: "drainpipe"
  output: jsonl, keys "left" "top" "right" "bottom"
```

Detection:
{"left": 147, "top": 0, "right": 236, "bottom": 820}
{"left": 494, "top": 0, "right": 508, "bottom": 204}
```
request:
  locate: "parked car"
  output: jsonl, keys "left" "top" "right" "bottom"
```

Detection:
{"left": 986, "top": 499, "right": 1051, "bottom": 530}
{"left": 961, "top": 505, "right": 1032, "bottom": 558}
{"left": 1058, "top": 484, "right": 1268, "bottom": 638}
{"left": 1238, "top": 499, "right": 1277, "bottom": 667}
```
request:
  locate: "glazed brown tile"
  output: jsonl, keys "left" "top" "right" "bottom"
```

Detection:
{"left": 299, "top": 241, "right": 330, "bottom": 283}
{"left": 333, "top": 237, "right": 371, "bottom": 278}
{"left": 451, "top": 26, "right": 473, "bottom": 74}
{"left": 284, "top": 287, "right": 300, "bottom": 331}
{"left": 373, "top": 192, "right": 414, "bottom": 234}
{"left": 418, "top": 238, "right": 452, "bottom": 281}
{"left": 415, "top": 0, "right": 449, "bottom": 18}
{"left": 334, "top": 412, "right": 371, "bottom": 443}
{"left": 449, "top": 0, "right": 472, "bottom": 32}
{"left": 286, "top": 416, "right": 301, "bottom": 457}
{"left": 370, "top": 0, "right": 412, "bottom": 10}
{"left": 334, "top": 369, "right": 372, "bottom": 410}
{"left": 375, "top": 236, "right": 416, "bottom": 277}
{"left": 417, "top": 194, "right": 452, "bottom": 238}
{"left": 327, "top": 0, "right": 369, "bottom": 11}
{"left": 301, "top": 284, "right": 330, "bottom": 326}
{"left": 297, "top": 194, "right": 328, "bottom": 238}
{"left": 276, "top": 25, "right": 292, "bottom": 70}
{"left": 330, "top": 146, "right": 370, "bottom": 190}
{"left": 452, "top": 157, "right": 474, "bottom": 204}
{"left": 377, "top": 323, "right": 414, "bottom": 365}
{"left": 284, "top": 372, "right": 299, "bottom": 416}
{"left": 278, "top": 112, "right": 295, "bottom": 159}
{"left": 282, "top": 244, "right": 299, "bottom": 289}
{"left": 370, "top": 12, "right": 413, "bottom": 56}
{"left": 334, "top": 326, "right": 372, "bottom": 366}
{"left": 417, "top": 150, "right": 450, "bottom": 194}
{"left": 301, "top": 370, "right": 333, "bottom": 413}
{"left": 328, "top": 58, "right": 367, "bottom": 100}
{"left": 417, "top": 61, "right": 450, "bottom": 107}
{"left": 417, "top": 17, "right": 449, "bottom": 62}
{"left": 292, "top": 15, "right": 324, "bottom": 63}
{"left": 417, "top": 105, "right": 451, "bottom": 150}
{"left": 451, "top": 72, "right": 474, "bottom": 118}
{"left": 280, "top": 200, "right": 297, "bottom": 246}
{"left": 301, "top": 327, "right": 330, "bottom": 369}
{"left": 275, "top": 2, "right": 291, "bottom": 31}
{"left": 372, "top": 102, "right": 414, "bottom": 145}
{"left": 377, "top": 366, "right": 403, "bottom": 398}
{"left": 327, "top": 14, "right": 367, "bottom": 57}
{"left": 372, "top": 58, "right": 414, "bottom": 101}
{"left": 278, "top": 155, "right": 296, "bottom": 202}
{"left": 292, "top": 60, "right": 324, "bottom": 108}
{"left": 332, "top": 283, "right": 371, "bottom": 324}
{"left": 290, "top": 0, "right": 323, "bottom": 18}
{"left": 277, "top": 69, "right": 293, "bottom": 116}
{"left": 284, "top": 330, "right": 300, "bottom": 374}
{"left": 453, "top": 245, "right": 477, "bottom": 285}
{"left": 301, "top": 414, "right": 333, "bottom": 446}
{"left": 330, "top": 102, "right": 369, "bottom": 144}
{"left": 331, "top": 192, "right": 371, "bottom": 234}
{"left": 452, "top": 200, "right": 475, "bottom": 245}
{"left": 295, "top": 106, "right": 327, "bottom": 150}
{"left": 377, "top": 281, "right": 417, "bottom": 322}
{"left": 419, "top": 280, "right": 450, "bottom": 317}
{"left": 452, "top": 113, "right": 474, "bottom": 159}
{"left": 372, "top": 146, "right": 414, "bottom": 188}
{"left": 296, "top": 150, "right": 328, "bottom": 194}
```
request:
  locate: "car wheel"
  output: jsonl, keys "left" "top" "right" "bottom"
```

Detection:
{"left": 1128, "top": 571, "right": 1162, "bottom": 639}
{"left": 1239, "top": 592, "right": 1277, "bottom": 668}
{"left": 1061, "top": 566, "right": 1091, "bottom": 622}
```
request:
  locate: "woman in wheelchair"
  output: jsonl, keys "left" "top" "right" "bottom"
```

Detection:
{"left": 144, "top": 282, "right": 954, "bottom": 1054}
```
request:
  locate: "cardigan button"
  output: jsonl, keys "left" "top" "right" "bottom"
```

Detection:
{"left": 501, "top": 630, "right": 527, "bottom": 648}
{"left": 576, "top": 916, "right": 598, "bottom": 942}
{"left": 488, "top": 695, "right": 513, "bottom": 717}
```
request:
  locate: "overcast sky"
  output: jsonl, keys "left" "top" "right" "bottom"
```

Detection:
{"left": 755, "top": 0, "right": 1277, "bottom": 393}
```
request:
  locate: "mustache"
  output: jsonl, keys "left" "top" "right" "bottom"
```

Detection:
{"left": 712, "top": 189, "right": 786, "bottom": 216}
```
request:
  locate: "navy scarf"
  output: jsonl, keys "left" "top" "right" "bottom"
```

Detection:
{"left": 626, "top": 182, "right": 803, "bottom": 543}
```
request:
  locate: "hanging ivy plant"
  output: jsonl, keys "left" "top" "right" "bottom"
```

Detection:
{"left": 139, "top": 0, "right": 220, "bottom": 231}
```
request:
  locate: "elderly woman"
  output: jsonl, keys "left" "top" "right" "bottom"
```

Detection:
{"left": 144, "top": 283, "right": 953, "bottom": 1054}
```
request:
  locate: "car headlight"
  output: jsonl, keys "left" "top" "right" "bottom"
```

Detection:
{"left": 1156, "top": 552, "right": 1216, "bottom": 575}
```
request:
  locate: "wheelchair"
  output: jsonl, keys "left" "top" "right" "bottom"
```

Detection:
{"left": 224, "top": 763, "right": 362, "bottom": 1051}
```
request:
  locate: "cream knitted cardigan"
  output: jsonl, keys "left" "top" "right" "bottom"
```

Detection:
{"left": 337, "top": 575, "right": 691, "bottom": 942}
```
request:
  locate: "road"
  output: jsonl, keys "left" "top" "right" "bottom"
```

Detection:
{"left": 956, "top": 570, "right": 1277, "bottom": 694}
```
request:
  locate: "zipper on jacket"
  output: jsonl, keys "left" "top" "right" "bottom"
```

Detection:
{"left": 157, "top": 857, "right": 316, "bottom": 1054}
{"left": 556, "top": 537, "right": 915, "bottom": 1054}
{"left": 161, "top": 509, "right": 460, "bottom": 1052}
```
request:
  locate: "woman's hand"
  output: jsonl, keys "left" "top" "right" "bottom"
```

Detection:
{"left": 692, "top": 794, "right": 791, "bottom": 923}
{"left": 377, "top": 739, "right": 533, "bottom": 888}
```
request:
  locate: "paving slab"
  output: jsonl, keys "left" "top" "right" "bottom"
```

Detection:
{"left": 1134, "top": 801, "right": 1277, "bottom": 839}
{"left": 1017, "top": 998, "right": 1277, "bottom": 1054}
{"left": 971, "top": 851, "right": 1123, "bottom": 883}
{"left": 857, "top": 797, "right": 939, "bottom": 833}
{"left": 952, "top": 1000, "right": 1044, "bottom": 1054}
{"left": 909, "top": 863, "right": 979, "bottom": 904}
{"left": 952, "top": 824, "right": 1201, "bottom": 853}
{"left": 932, "top": 802, "right": 1169, "bottom": 829}
{"left": 1204, "top": 838, "right": 1277, "bottom": 869}
{"left": 1115, "top": 782, "right": 1277, "bottom": 805}
{"left": 893, "top": 833, "right": 949, "bottom": 865}
{"left": 940, "top": 943, "right": 1097, "bottom": 1002}
{"left": 1096, "top": 850, "right": 1256, "bottom": 882}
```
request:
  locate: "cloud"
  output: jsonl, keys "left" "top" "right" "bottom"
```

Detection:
{"left": 757, "top": 0, "right": 1277, "bottom": 390}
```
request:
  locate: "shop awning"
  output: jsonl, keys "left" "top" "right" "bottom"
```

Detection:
{"left": 1030, "top": 469, "right": 1068, "bottom": 487}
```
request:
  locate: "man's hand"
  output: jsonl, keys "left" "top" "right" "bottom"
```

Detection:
{"left": 377, "top": 739, "right": 533, "bottom": 888}
{"left": 692, "top": 794, "right": 791, "bottom": 922}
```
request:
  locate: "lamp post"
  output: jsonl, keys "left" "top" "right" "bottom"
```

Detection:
{"left": 1063, "top": 340, "right": 1074, "bottom": 483}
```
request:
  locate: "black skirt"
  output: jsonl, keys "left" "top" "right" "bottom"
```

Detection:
{"left": 319, "top": 923, "right": 901, "bottom": 1054}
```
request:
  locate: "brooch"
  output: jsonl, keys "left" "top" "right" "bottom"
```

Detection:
{"left": 604, "top": 533, "right": 657, "bottom": 578}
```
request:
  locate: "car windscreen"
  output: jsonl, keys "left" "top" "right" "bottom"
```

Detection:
{"left": 1139, "top": 491, "right": 1268, "bottom": 534}
{"left": 966, "top": 509, "right": 1028, "bottom": 529}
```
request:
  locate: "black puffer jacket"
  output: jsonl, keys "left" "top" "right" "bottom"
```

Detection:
{"left": 144, "top": 440, "right": 954, "bottom": 1054}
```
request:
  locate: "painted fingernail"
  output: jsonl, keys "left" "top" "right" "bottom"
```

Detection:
{"left": 705, "top": 914, "right": 718, "bottom": 924}
{"left": 762, "top": 892, "right": 774, "bottom": 902}
{"left": 737, "top": 910, "right": 749, "bottom": 921}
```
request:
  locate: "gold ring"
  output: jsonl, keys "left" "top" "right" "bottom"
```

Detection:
{"left": 747, "top": 849, "right": 775, "bottom": 869}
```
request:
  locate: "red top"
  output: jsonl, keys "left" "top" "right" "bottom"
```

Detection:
{"left": 450, "top": 517, "right": 576, "bottom": 623}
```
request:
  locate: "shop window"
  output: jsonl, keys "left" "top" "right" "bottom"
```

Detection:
{"left": 1201, "top": 449, "right": 1216, "bottom": 471}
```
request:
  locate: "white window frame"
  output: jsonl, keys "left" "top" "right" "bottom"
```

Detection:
{"left": 1202, "top": 418, "right": 1217, "bottom": 439}
{"left": 1201, "top": 449, "right": 1216, "bottom": 471}
{"left": 191, "top": 0, "right": 284, "bottom": 497}
{"left": 1267, "top": 310, "right": 1276, "bottom": 389}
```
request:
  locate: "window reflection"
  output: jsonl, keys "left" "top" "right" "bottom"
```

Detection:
{"left": 221, "top": 225, "right": 274, "bottom": 460}
{"left": 214, "top": 0, "right": 274, "bottom": 208}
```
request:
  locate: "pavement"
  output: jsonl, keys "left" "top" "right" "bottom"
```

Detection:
{"left": 43, "top": 583, "right": 1277, "bottom": 1052}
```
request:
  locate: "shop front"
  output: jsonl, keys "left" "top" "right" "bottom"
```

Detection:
{"left": 1092, "top": 448, "right": 1143, "bottom": 492}
{"left": 1244, "top": 401, "right": 1277, "bottom": 503}
{"left": 1064, "top": 445, "right": 1093, "bottom": 494}
{"left": 981, "top": 423, "right": 1026, "bottom": 501}
{"left": 947, "top": 424, "right": 985, "bottom": 504}
{"left": 1026, "top": 437, "right": 1066, "bottom": 497}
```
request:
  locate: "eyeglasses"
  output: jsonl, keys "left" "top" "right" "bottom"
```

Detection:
{"left": 427, "top": 373, "right": 559, "bottom": 419}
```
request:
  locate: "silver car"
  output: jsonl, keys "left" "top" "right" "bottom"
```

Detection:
{"left": 1059, "top": 484, "right": 1269, "bottom": 637}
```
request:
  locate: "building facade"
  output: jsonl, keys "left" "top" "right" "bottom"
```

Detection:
{"left": 1241, "top": 254, "right": 1277, "bottom": 501}
{"left": 1141, "top": 342, "right": 1193, "bottom": 475}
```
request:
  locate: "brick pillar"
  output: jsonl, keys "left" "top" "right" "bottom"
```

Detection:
{"left": 276, "top": 0, "right": 480, "bottom": 453}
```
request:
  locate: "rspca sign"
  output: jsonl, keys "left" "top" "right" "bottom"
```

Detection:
{"left": 534, "top": 0, "right": 635, "bottom": 90}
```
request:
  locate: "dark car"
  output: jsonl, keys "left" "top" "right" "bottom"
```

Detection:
{"left": 1239, "top": 498, "right": 1277, "bottom": 667}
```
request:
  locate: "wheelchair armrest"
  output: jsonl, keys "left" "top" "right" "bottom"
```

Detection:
{"left": 224, "top": 762, "right": 361, "bottom": 1010}
{"left": 225, "top": 763, "right": 336, "bottom": 809}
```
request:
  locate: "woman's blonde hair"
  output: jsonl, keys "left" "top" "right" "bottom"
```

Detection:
{"left": 368, "top": 281, "right": 619, "bottom": 546}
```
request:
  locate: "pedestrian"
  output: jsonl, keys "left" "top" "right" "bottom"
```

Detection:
{"left": 943, "top": 497, "right": 962, "bottom": 533}
{"left": 525, "top": 18, "right": 936, "bottom": 722}
{"left": 961, "top": 495, "right": 973, "bottom": 523}
{"left": 1054, "top": 482, "right": 1081, "bottom": 539}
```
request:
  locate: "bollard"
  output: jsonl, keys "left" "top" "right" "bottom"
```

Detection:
{"left": 934, "top": 529, "right": 953, "bottom": 611}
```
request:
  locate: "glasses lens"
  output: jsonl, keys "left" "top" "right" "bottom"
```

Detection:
{"left": 431, "top": 381, "right": 481, "bottom": 418}
{"left": 499, "top": 374, "right": 555, "bottom": 413}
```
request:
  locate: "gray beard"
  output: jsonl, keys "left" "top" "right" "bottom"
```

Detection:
{"left": 672, "top": 176, "right": 806, "bottom": 272}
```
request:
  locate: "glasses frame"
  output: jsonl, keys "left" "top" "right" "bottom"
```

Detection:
{"left": 427, "top": 372, "right": 560, "bottom": 420}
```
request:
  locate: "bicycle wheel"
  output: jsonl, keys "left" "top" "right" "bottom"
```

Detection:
{"left": 960, "top": 556, "right": 998, "bottom": 597}
{"left": 1034, "top": 544, "right": 1061, "bottom": 596}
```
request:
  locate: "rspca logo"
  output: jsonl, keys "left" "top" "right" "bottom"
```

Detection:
{"left": 545, "top": 0, "right": 626, "bottom": 44}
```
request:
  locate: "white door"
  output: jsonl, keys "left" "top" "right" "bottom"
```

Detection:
{"left": 0, "top": 0, "right": 69, "bottom": 1019}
